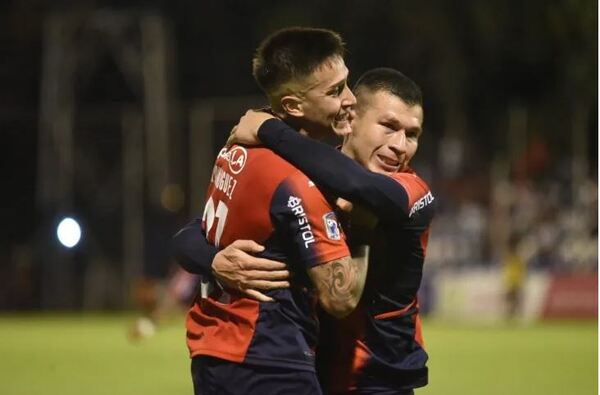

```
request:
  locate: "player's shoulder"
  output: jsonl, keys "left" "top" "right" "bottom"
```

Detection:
{"left": 217, "top": 144, "right": 295, "bottom": 178}
{"left": 391, "top": 168, "right": 430, "bottom": 188}
{"left": 392, "top": 169, "right": 436, "bottom": 218}
{"left": 221, "top": 144, "right": 289, "bottom": 166}
{"left": 275, "top": 169, "right": 333, "bottom": 209}
{"left": 281, "top": 169, "right": 319, "bottom": 193}
{"left": 390, "top": 168, "right": 432, "bottom": 198}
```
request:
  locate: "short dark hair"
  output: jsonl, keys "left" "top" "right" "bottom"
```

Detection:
{"left": 353, "top": 67, "right": 423, "bottom": 107}
{"left": 252, "top": 27, "right": 345, "bottom": 101}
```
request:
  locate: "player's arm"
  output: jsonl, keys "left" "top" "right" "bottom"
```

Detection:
{"left": 232, "top": 112, "right": 409, "bottom": 220}
{"left": 260, "top": 119, "right": 408, "bottom": 220}
{"left": 271, "top": 180, "right": 368, "bottom": 318}
{"left": 171, "top": 218, "right": 217, "bottom": 276}
{"left": 210, "top": 240, "right": 291, "bottom": 302}
{"left": 308, "top": 246, "right": 369, "bottom": 318}
{"left": 171, "top": 219, "right": 290, "bottom": 302}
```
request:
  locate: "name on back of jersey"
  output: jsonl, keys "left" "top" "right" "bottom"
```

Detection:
{"left": 209, "top": 146, "right": 248, "bottom": 200}
{"left": 210, "top": 164, "right": 238, "bottom": 200}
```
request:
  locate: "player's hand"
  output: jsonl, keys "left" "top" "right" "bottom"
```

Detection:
{"left": 212, "top": 239, "right": 290, "bottom": 302}
{"left": 336, "top": 197, "right": 353, "bottom": 212}
{"left": 227, "top": 109, "right": 276, "bottom": 147}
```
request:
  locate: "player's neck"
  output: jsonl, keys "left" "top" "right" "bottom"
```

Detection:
{"left": 278, "top": 115, "right": 315, "bottom": 139}
{"left": 340, "top": 142, "right": 356, "bottom": 160}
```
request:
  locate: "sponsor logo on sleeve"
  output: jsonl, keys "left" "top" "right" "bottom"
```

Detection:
{"left": 323, "top": 212, "right": 341, "bottom": 240}
{"left": 409, "top": 191, "right": 435, "bottom": 217}
{"left": 287, "top": 196, "right": 315, "bottom": 248}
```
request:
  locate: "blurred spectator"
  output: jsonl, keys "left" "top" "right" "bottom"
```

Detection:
{"left": 502, "top": 235, "right": 526, "bottom": 319}
{"left": 426, "top": 175, "right": 597, "bottom": 273}
{"left": 128, "top": 265, "right": 199, "bottom": 341}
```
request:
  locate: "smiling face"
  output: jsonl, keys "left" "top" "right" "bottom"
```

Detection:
{"left": 342, "top": 89, "right": 423, "bottom": 175}
{"left": 280, "top": 56, "right": 356, "bottom": 138}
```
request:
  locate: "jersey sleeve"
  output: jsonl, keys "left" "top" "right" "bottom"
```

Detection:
{"left": 171, "top": 218, "right": 217, "bottom": 278}
{"left": 270, "top": 175, "right": 350, "bottom": 268}
{"left": 389, "top": 172, "right": 435, "bottom": 218}
{"left": 258, "top": 119, "right": 410, "bottom": 221}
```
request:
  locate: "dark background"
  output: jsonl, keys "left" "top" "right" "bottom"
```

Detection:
{"left": 0, "top": 0, "right": 597, "bottom": 310}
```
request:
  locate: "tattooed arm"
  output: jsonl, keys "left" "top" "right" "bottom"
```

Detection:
{"left": 308, "top": 246, "right": 369, "bottom": 318}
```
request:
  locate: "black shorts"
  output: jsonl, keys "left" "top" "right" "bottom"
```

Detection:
{"left": 191, "top": 355, "right": 323, "bottom": 395}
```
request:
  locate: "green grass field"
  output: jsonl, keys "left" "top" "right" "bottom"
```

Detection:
{"left": 0, "top": 314, "right": 596, "bottom": 395}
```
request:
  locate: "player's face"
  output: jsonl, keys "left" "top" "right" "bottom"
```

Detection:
{"left": 344, "top": 90, "right": 423, "bottom": 175}
{"left": 299, "top": 56, "right": 356, "bottom": 137}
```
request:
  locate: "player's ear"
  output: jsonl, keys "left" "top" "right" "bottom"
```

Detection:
{"left": 280, "top": 94, "right": 305, "bottom": 117}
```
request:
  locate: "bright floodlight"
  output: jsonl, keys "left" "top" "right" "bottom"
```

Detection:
{"left": 56, "top": 217, "right": 82, "bottom": 248}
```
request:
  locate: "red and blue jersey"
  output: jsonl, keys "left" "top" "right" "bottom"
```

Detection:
{"left": 257, "top": 119, "right": 436, "bottom": 391}
{"left": 320, "top": 170, "right": 434, "bottom": 393}
{"left": 185, "top": 144, "right": 349, "bottom": 371}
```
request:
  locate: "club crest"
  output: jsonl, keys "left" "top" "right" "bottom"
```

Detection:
{"left": 323, "top": 212, "right": 341, "bottom": 240}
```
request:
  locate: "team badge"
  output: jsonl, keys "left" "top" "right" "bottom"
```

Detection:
{"left": 323, "top": 212, "right": 341, "bottom": 240}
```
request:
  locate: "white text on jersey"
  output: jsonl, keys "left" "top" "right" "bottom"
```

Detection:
{"left": 287, "top": 196, "right": 316, "bottom": 248}
{"left": 210, "top": 164, "right": 238, "bottom": 200}
{"left": 217, "top": 146, "right": 248, "bottom": 174}
{"left": 409, "top": 191, "right": 434, "bottom": 217}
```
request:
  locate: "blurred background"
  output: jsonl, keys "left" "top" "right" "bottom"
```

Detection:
{"left": 0, "top": 0, "right": 597, "bottom": 394}
{"left": 1, "top": 0, "right": 596, "bottom": 319}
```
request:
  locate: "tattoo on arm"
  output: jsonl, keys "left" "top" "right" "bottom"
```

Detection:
{"left": 310, "top": 246, "right": 369, "bottom": 316}
{"left": 321, "top": 259, "right": 363, "bottom": 300}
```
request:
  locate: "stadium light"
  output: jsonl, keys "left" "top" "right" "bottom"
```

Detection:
{"left": 56, "top": 217, "right": 82, "bottom": 248}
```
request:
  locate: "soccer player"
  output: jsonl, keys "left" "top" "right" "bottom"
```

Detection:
{"left": 180, "top": 27, "right": 370, "bottom": 395}
{"left": 128, "top": 266, "right": 199, "bottom": 341}
{"left": 211, "top": 68, "right": 435, "bottom": 394}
